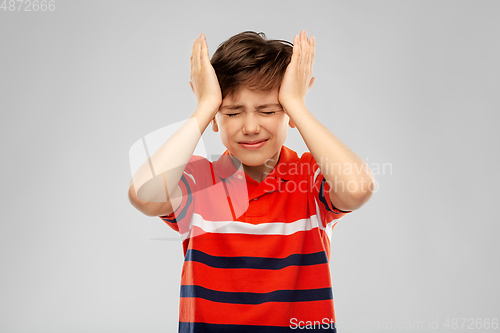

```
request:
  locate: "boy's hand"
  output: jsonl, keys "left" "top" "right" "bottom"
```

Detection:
{"left": 189, "top": 33, "right": 222, "bottom": 113}
{"left": 278, "top": 31, "right": 316, "bottom": 111}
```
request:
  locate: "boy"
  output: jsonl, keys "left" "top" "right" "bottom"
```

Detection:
{"left": 129, "top": 30, "right": 374, "bottom": 332}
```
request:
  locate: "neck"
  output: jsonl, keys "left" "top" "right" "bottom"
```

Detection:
{"left": 230, "top": 150, "right": 281, "bottom": 183}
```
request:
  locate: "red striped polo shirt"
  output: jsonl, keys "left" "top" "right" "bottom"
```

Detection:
{"left": 159, "top": 145, "right": 350, "bottom": 332}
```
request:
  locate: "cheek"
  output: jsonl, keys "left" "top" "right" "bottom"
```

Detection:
{"left": 274, "top": 115, "right": 290, "bottom": 132}
{"left": 217, "top": 119, "right": 239, "bottom": 139}
{"left": 261, "top": 116, "right": 288, "bottom": 140}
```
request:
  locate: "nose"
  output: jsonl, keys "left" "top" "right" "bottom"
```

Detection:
{"left": 242, "top": 113, "right": 260, "bottom": 135}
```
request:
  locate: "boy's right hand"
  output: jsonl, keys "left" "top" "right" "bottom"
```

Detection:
{"left": 189, "top": 33, "right": 222, "bottom": 114}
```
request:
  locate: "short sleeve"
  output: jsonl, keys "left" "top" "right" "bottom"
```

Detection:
{"left": 159, "top": 155, "right": 213, "bottom": 234}
{"left": 309, "top": 154, "right": 352, "bottom": 228}
{"left": 159, "top": 172, "right": 195, "bottom": 234}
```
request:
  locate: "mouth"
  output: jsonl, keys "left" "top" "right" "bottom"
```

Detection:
{"left": 238, "top": 139, "right": 268, "bottom": 149}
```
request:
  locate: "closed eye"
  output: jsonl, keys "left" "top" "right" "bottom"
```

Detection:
{"left": 261, "top": 111, "right": 277, "bottom": 115}
{"left": 226, "top": 113, "right": 241, "bottom": 117}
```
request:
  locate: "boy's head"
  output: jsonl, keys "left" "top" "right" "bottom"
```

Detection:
{"left": 210, "top": 31, "right": 293, "bottom": 101}
{"left": 210, "top": 31, "right": 295, "bottom": 172}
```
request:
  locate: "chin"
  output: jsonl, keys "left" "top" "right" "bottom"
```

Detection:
{"left": 241, "top": 158, "right": 267, "bottom": 167}
{"left": 232, "top": 154, "right": 262, "bottom": 166}
{"left": 237, "top": 150, "right": 279, "bottom": 167}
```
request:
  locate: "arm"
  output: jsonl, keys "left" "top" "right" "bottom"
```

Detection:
{"left": 279, "top": 31, "right": 375, "bottom": 212}
{"left": 128, "top": 33, "right": 222, "bottom": 217}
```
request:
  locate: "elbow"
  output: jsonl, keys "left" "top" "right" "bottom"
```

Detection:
{"left": 128, "top": 183, "right": 155, "bottom": 217}
{"left": 331, "top": 175, "right": 376, "bottom": 211}
{"left": 338, "top": 193, "right": 373, "bottom": 212}
{"left": 128, "top": 184, "right": 144, "bottom": 214}
{"left": 351, "top": 186, "right": 375, "bottom": 210}
{"left": 351, "top": 176, "right": 376, "bottom": 210}
{"left": 128, "top": 181, "right": 172, "bottom": 217}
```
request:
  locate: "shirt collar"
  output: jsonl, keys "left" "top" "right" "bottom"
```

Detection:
{"left": 212, "top": 151, "right": 240, "bottom": 179}
{"left": 213, "top": 145, "right": 299, "bottom": 181}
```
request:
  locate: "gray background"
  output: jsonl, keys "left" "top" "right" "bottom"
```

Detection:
{"left": 1, "top": 0, "right": 499, "bottom": 332}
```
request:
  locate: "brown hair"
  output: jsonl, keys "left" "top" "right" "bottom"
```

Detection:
{"left": 210, "top": 31, "right": 293, "bottom": 101}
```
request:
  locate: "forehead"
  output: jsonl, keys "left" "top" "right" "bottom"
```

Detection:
{"left": 221, "top": 86, "right": 280, "bottom": 108}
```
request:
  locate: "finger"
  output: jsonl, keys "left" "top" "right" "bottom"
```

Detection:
{"left": 310, "top": 36, "right": 315, "bottom": 62}
{"left": 309, "top": 36, "right": 315, "bottom": 69}
{"left": 292, "top": 35, "right": 299, "bottom": 58}
{"left": 301, "top": 30, "right": 308, "bottom": 47}
{"left": 303, "top": 31, "right": 311, "bottom": 63}
{"left": 300, "top": 32, "right": 307, "bottom": 67}
{"left": 301, "top": 33, "right": 313, "bottom": 69}
{"left": 191, "top": 38, "right": 198, "bottom": 73}
{"left": 195, "top": 35, "right": 202, "bottom": 71}
{"left": 291, "top": 34, "right": 300, "bottom": 67}
{"left": 199, "top": 35, "right": 205, "bottom": 62}
{"left": 192, "top": 37, "right": 197, "bottom": 52}
{"left": 191, "top": 37, "right": 198, "bottom": 57}
{"left": 309, "top": 35, "right": 315, "bottom": 48}
{"left": 305, "top": 36, "right": 313, "bottom": 68}
{"left": 200, "top": 33, "right": 210, "bottom": 64}
{"left": 300, "top": 31, "right": 308, "bottom": 68}
{"left": 309, "top": 77, "right": 316, "bottom": 90}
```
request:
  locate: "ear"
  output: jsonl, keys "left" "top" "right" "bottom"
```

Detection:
{"left": 288, "top": 117, "right": 296, "bottom": 129}
{"left": 189, "top": 81, "right": 194, "bottom": 93}
{"left": 212, "top": 117, "right": 219, "bottom": 132}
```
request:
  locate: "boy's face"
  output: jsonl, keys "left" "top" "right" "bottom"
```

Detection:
{"left": 213, "top": 86, "right": 293, "bottom": 169}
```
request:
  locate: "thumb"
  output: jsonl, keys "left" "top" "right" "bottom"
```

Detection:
{"left": 309, "top": 77, "right": 317, "bottom": 90}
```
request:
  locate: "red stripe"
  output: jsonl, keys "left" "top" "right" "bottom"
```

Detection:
{"left": 186, "top": 229, "right": 331, "bottom": 258}
{"left": 209, "top": 162, "right": 216, "bottom": 185}
{"left": 179, "top": 298, "right": 335, "bottom": 326}
{"left": 182, "top": 261, "right": 332, "bottom": 293}
{"left": 155, "top": 147, "right": 350, "bottom": 327}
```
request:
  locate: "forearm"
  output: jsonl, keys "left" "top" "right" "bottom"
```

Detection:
{"left": 286, "top": 102, "right": 374, "bottom": 209}
{"left": 130, "top": 103, "right": 217, "bottom": 203}
{"left": 130, "top": 32, "right": 222, "bottom": 209}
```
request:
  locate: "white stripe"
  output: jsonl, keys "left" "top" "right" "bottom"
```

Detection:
{"left": 312, "top": 169, "right": 339, "bottom": 240}
{"left": 179, "top": 213, "right": 338, "bottom": 242}
{"left": 183, "top": 171, "right": 196, "bottom": 184}
{"left": 313, "top": 168, "right": 321, "bottom": 183}
{"left": 314, "top": 198, "right": 338, "bottom": 240}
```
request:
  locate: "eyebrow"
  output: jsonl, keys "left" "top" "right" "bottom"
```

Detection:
{"left": 221, "top": 103, "right": 282, "bottom": 110}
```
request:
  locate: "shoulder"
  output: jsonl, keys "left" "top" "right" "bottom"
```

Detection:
{"left": 181, "top": 155, "right": 215, "bottom": 188}
{"left": 295, "top": 150, "right": 317, "bottom": 170}
{"left": 294, "top": 151, "right": 322, "bottom": 182}
{"left": 188, "top": 154, "right": 211, "bottom": 164}
{"left": 185, "top": 154, "right": 212, "bottom": 172}
{"left": 282, "top": 146, "right": 313, "bottom": 163}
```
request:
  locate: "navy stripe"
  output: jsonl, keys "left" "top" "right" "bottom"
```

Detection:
{"left": 185, "top": 249, "right": 328, "bottom": 269}
{"left": 179, "top": 321, "right": 336, "bottom": 332}
{"left": 180, "top": 285, "right": 333, "bottom": 304}
{"left": 319, "top": 178, "right": 341, "bottom": 214}
{"left": 163, "top": 175, "right": 193, "bottom": 223}
{"left": 160, "top": 216, "right": 176, "bottom": 223}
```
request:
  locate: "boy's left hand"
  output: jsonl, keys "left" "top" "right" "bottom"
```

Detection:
{"left": 278, "top": 30, "right": 316, "bottom": 110}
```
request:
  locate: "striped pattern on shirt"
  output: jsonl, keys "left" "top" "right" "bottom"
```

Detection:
{"left": 160, "top": 145, "right": 350, "bottom": 332}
